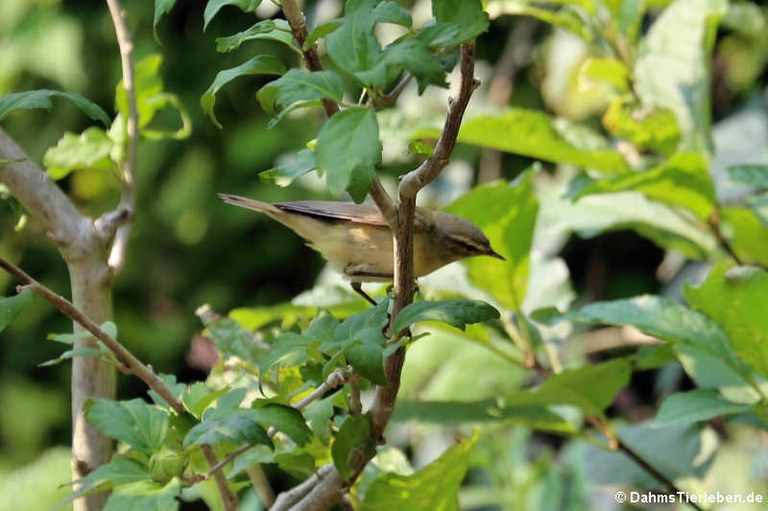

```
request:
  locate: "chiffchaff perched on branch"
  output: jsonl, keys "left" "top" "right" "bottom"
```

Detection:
{"left": 219, "top": 193, "right": 504, "bottom": 302}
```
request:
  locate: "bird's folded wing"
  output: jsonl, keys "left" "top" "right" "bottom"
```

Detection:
{"left": 274, "top": 201, "right": 388, "bottom": 226}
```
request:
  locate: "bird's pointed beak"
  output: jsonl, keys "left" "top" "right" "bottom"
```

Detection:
{"left": 488, "top": 248, "right": 505, "bottom": 261}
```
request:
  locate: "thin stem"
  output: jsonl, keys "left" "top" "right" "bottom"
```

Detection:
{"left": 708, "top": 209, "right": 744, "bottom": 265}
{"left": 399, "top": 42, "right": 479, "bottom": 200}
{"left": 617, "top": 440, "right": 704, "bottom": 511}
{"left": 0, "top": 256, "right": 184, "bottom": 414}
{"left": 201, "top": 445, "right": 238, "bottom": 511}
{"left": 105, "top": 0, "right": 139, "bottom": 273}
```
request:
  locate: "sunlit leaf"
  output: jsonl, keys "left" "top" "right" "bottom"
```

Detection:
{"left": 444, "top": 109, "right": 630, "bottom": 173}
{"left": 446, "top": 173, "right": 538, "bottom": 311}
{"left": 361, "top": 432, "right": 478, "bottom": 510}
{"left": 634, "top": 0, "right": 728, "bottom": 153}
{"left": 574, "top": 152, "right": 715, "bottom": 220}
{"left": 43, "top": 127, "right": 116, "bottom": 180}
{"left": 685, "top": 263, "right": 768, "bottom": 378}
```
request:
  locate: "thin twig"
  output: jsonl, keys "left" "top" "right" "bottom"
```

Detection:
{"left": 708, "top": 210, "right": 744, "bottom": 265}
{"left": 105, "top": 0, "right": 139, "bottom": 273}
{"left": 617, "top": 440, "right": 705, "bottom": 511}
{"left": 246, "top": 464, "right": 276, "bottom": 508}
{"left": 201, "top": 445, "right": 238, "bottom": 511}
{"left": 371, "top": 73, "right": 414, "bottom": 109}
{"left": 0, "top": 256, "right": 183, "bottom": 413}
{"left": 399, "top": 42, "right": 479, "bottom": 200}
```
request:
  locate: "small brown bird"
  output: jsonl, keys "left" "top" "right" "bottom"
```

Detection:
{"left": 220, "top": 193, "right": 504, "bottom": 300}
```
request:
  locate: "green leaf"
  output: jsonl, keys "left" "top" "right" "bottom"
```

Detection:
{"left": 721, "top": 207, "right": 768, "bottom": 267}
{"left": 545, "top": 189, "right": 717, "bottom": 259}
{"left": 446, "top": 173, "right": 539, "bottom": 311}
{"left": 685, "top": 263, "right": 768, "bottom": 378}
{"left": 634, "top": 0, "right": 728, "bottom": 153}
{"left": 85, "top": 398, "right": 169, "bottom": 453}
{"left": 574, "top": 152, "right": 716, "bottom": 220}
{"left": 332, "top": 415, "right": 374, "bottom": 481}
{"left": 492, "top": 3, "right": 592, "bottom": 39}
{"left": 183, "top": 409, "right": 272, "bottom": 449}
{"left": 0, "top": 90, "right": 109, "bottom": 125}
{"left": 578, "top": 57, "right": 629, "bottom": 93}
{"left": 104, "top": 478, "right": 180, "bottom": 511}
{"left": 532, "top": 295, "right": 752, "bottom": 391}
{"left": 392, "top": 400, "right": 578, "bottom": 434}
{"left": 304, "top": 20, "right": 343, "bottom": 50}
{"left": 727, "top": 164, "right": 768, "bottom": 187}
{"left": 43, "top": 127, "right": 116, "bottom": 180}
{"left": 447, "top": 109, "right": 630, "bottom": 173}
{"left": 325, "top": 0, "right": 385, "bottom": 89}
{"left": 331, "top": 300, "right": 389, "bottom": 384}
{"left": 185, "top": 403, "right": 310, "bottom": 447}
{"left": 379, "top": 37, "right": 447, "bottom": 93}
{"left": 526, "top": 359, "right": 631, "bottom": 416}
{"left": 181, "top": 383, "right": 229, "bottom": 420}
{"left": 215, "top": 18, "right": 298, "bottom": 53}
{"left": 249, "top": 402, "right": 312, "bottom": 446}
{"left": 115, "top": 55, "right": 191, "bottom": 142}
{"left": 315, "top": 107, "right": 381, "bottom": 202}
{"left": 393, "top": 300, "right": 499, "bottom": 333}
{"left": 202, "top": 55, "right": 286, "bottom": 128}
{"left": 257, "top": 69, "right": 344, "bottom": 117}
{"left": 373, "top": 1, "right": 412, "bottom": 27}
{"left": 47, "top": 321, "right": 117, "bottom": 345}
{"left": 0, "top": 289, "right": 33, "bottom": 334}
{"left": 204, "top": 0, "right": 262, "bottom": 30}
{"left": 653, "top": 389, "right": 752, "bottom": 427}
{"left": 360, "top": 432, "right": 478, "bottom": 511}
{"left": 153, "top": 0, "right": 177, "bottom": 31}
{"left": 432, "top": 0, "right": 489, "bottom": 45}
{"left": 39, "top": 347, "right": 104, "bottom": 367}
{"left": 602, "top": 99, "right": 680, "bottom": 155}
{"left": 70, "top": 456, "right": 150, "bottom": 498}
{"left": 260, "top": 148, "right": 316, "bottom": 187}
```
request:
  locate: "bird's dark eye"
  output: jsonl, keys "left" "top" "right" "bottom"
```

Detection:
{"left": 450, "top": 237, "right": 482, "bottom": 253}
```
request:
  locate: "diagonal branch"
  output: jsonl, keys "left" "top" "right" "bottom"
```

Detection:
{"left": 0, "top": 256, "right": 184, "bottom": 414}
{"left": 0, "top": 128, "right": 92, "bottom": 253}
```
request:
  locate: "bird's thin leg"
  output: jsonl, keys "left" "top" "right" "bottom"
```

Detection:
{"left": 351, "top": 282, "right": 377, "bottom": 306}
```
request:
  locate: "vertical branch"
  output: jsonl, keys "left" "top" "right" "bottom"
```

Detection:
{"left": 105, "top": 0, "right": 139, "bottom": 273}
{"left": 371, "top": 42, "right": 478, "bottom": 441}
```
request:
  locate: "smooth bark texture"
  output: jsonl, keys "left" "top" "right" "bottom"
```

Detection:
{"left": 0, "top": 128, "right": 116, "bottom": 511}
